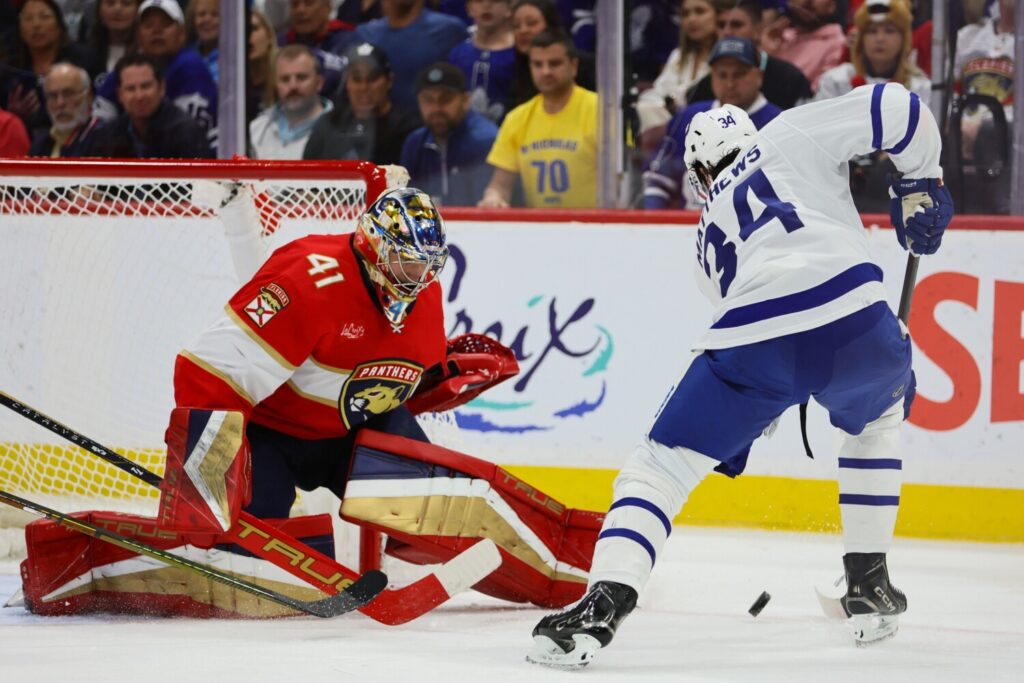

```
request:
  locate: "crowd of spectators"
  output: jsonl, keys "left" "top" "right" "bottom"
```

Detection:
{"left": 0, "top": 0, "right": 1016, "bottom": 213}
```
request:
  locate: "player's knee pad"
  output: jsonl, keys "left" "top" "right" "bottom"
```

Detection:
{"left": 20, "top": 511, "right": 334, "bottom": 618}
{"left": 589, "top": 439, "right": 716, "bottom": 591}
{"left": 339, "top": 429, "right": 602, "bottom": 608}
{"left": 840, "top": 399, "right": 903, "bottom": 460}
{"left": 159, "top": 407, "right": 251, "bottom": 534}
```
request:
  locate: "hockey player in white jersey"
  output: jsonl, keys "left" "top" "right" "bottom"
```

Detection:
{"left": 526, "top": 82, "right": 953, "bottom": 668}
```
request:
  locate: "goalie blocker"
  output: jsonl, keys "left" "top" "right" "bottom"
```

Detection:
{"left": 158, "top": 407, "right": 252, "bottom": 534}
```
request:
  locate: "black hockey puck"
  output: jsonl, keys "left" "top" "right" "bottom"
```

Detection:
{"left": 748, "top": 591, "right": 771, "bottom": 617}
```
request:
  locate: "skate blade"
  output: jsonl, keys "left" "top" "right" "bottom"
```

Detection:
{"left": 848, "top": 614, "right": 899, "bottom": 647}
{"left": 526, "top": 634, "right": 602, "bottom": 669}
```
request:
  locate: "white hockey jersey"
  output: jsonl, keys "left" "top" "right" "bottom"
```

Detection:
{"left": 692, "top": 83, "right": 942, "bottom": 350}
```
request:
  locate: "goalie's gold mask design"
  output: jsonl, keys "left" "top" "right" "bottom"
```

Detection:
{"left": 354, "top": 188, "right": 448, "bottom": 329}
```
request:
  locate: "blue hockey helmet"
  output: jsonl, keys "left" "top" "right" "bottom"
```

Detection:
{"left": 354, "top": 188, "right": 448, "bottom": 327}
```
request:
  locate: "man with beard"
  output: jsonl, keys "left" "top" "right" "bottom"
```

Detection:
{"left": 761, "top": 0, "right": 846, "bottom": 91}
{"left": 93, "top": 0, "right": 218, "bottom": 143}
{"left": 249, "top": 46, "right": 333, "bottom": 160}
{"left": 479, "top": 30, "right": 597, "bottom": 208}
{"left": 400, "top": 63, "right": 498, "bottom": 206}
{"left": 29, "top": 63, "right": 102, "bottom": 157}
{"left": 302, "top": 42, "right": 418, "bottom": 165}
{"left": 88, "top": 53, "right": 213, "bottom": 158}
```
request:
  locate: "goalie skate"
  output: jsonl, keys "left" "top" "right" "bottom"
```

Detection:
{"left": 525, "top": 581, "right": 637, "bottom": 670}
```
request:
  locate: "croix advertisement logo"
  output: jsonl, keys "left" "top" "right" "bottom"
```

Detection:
{"left": 440, "top": 244, "right": 613, "bottom": 433}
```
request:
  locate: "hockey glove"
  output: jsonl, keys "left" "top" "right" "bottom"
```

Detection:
{"left": 889, "top": 177, "right": 953, "bottom": 256}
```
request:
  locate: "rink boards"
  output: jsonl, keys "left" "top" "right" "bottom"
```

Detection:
{"left": 439, "top": 211, "right": 1024, "bottom": 543}
{"left": 1, "top": 209, "right": 1021, "bottom": 542}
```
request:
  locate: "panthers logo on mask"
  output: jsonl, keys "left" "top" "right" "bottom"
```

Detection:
{"left": 338, "top": 360, "right": 424, "bottom": 429}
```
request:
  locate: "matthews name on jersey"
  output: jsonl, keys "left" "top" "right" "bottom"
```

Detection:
{"left": 693, "top": 83, "right": 941, "bottom": 350}
{"left": 174, "top": 234, "right": 447, "bottom": 439}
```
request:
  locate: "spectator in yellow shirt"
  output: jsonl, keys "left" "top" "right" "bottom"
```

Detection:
{"left": 478, "top": 30, "right": 597, "bottom": 208}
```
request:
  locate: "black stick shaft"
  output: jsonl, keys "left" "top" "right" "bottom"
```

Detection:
{"left": 897, "top": 254, "right": 920, "bottom": 325}
{"left": 0, "top": 391, "right": 162, "bottom": 486}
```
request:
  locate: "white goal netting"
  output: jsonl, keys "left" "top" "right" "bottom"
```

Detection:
{"left": 0, "top": 158, "right": 414, "bottom": 561}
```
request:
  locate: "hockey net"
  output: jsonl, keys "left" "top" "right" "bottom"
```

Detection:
{"left": 0, "top": 158, "right": 431, "bottom": 561}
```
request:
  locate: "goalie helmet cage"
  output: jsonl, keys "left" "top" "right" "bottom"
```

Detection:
{"left": 0, "top": 157, "right": 400, "bottom": 562}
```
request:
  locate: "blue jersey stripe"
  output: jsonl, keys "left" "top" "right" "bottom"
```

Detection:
{"left": 609, "top": 497, "right": 673, "bottom": 536}
{"left": 839, "top": 494, "right": 901, "bottom": 506}
{"left": 886, "top": 92, "right": 920, "bottom": 155}
{"left": 711, "top": 263, "right": 883, "bottom": 329}
{"left": 598, "top": 528, "right": 657, "bottom": 565}
{"left": 871, "top": 83, "right": 886, "bottom": 149}
{"left": 838, "top": 457, "right": 903, "bottom": 470}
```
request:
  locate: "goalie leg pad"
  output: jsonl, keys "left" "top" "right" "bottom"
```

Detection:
{"left": 340, "top": 430, "right": 602, "bottom": 608}
{"left": 160, "top": 407, "right": 251, "bottom": 533}
{"left": 20, "top": 511, "right": 335, "bottom": 618}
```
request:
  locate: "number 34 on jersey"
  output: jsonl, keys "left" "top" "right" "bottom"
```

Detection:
{"left": 695, "top": 144, "right": 804, "bottom": 299}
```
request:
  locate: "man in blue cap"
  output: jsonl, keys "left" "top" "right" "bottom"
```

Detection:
{"left": 400, "top": 62, "right": 498, "bottom": 206}
{"left": 642, "top": 36, "right": 783, "bottom": 210}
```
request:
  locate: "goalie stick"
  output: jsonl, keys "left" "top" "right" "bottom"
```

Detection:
{"left": 0, "top": 488, "right": 386, "bottom": 618}
{"left": 0, "top": 391, "right": 502, "bottom": 625}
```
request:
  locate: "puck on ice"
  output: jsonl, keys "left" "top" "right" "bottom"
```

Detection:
{"left": 748, "top": 591, "right": 771, "bottom": 617}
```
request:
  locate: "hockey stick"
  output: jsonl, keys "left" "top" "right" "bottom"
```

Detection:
{"left": 0, "top": 488, "right": 386, "bottom": 618}
{"left": 815, "top": 253, "right": 921, "bottom": 621}
{"left": 0, "top": 391, "right": 501, "bottom": 625}
{"left": 897, "top": 254, "right": 920, "bottom": 325}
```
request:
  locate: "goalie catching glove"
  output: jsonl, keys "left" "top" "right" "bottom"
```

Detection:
{"left": 406, "top": 333, "right": 519, "bottom": 414}
{"left": 889, "top": 176, "right": 953, "bottom": 256}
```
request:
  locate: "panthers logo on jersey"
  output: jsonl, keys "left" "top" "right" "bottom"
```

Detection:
{"left": 339, "top": 360, "right": 424, "bottom": 429}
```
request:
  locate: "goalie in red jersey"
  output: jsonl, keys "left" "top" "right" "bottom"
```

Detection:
{"left": 20, "top": 187, "right": 601, "bottom": 621}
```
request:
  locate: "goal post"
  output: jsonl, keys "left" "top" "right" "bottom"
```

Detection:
{"left": 0, "top": 157, "right": 400, "bottom": 561}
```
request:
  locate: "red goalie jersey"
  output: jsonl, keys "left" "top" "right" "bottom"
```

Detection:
{"left": 174, "top": 233, "right": 447, "bottom": 438}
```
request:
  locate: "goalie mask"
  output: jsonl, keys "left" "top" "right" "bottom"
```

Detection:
{"left": 354, "top": 188, "right": 449, "bottom": 328}
{"left": 684, "top": 104, "right": 757, "bottom": 198}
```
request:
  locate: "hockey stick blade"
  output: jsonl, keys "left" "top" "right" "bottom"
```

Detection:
{"left": 0, "top": 390, "right": 499, "bottom": 624}
{"left": 365, "top": 538, "right": 503, "bottom": 626}
{"left": 815, "top": 574, "right": 848, "bottom": 620}
{"left": 0, "top": 488, "right": 386, "bottom": 618}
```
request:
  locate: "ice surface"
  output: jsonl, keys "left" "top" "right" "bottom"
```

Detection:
{"left": 1, "top": 527, "right": 1021, "bottom": 682}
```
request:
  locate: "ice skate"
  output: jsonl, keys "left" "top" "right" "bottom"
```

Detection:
{"left": 841, "top": 553, "right": 907, "bottom": 646}
{"left": 526, "top": 581, "right": 637, "bottom": 669}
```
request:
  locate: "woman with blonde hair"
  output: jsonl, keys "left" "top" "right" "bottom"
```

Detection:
{"left": 815, "top": 0, "right": 930, "bottom": 104}
{"left": 815, "top": 0, "right": 930, "bottom": 212}
{"left": 635, "top": 0, "right": 719, "bottom": 147}
{"left": 247, "top": 9, "right": 278, "bottom": 122}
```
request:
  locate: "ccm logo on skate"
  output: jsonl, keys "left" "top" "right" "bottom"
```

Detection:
{"left": 874, "top": 586, "right": 895, "bottom": 612}
{"left": 235, "top": 518, "right": 355, "bottom": 591}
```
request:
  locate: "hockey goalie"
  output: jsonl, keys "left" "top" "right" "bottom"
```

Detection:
{"left": 19, "top": 186, "right": 602, "bottom": 621}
